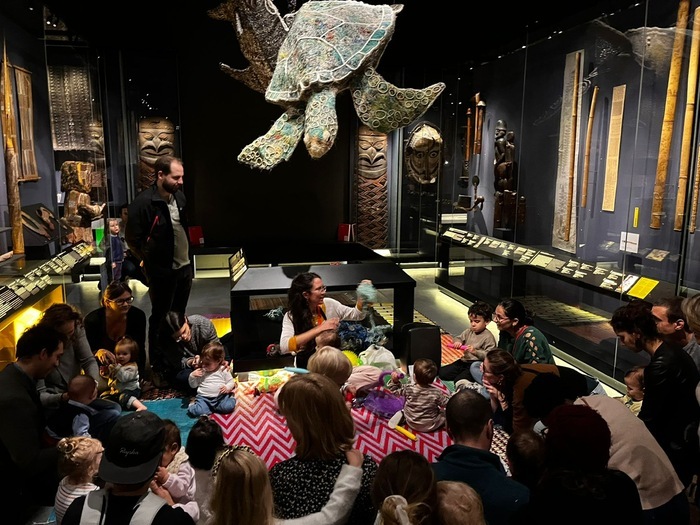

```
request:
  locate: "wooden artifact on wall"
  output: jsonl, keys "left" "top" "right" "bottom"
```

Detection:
{"left": 1, "top": 43, "right": 24, "bottom": 255}
{"left": 13, "top": 67, "right": 39, "bottom": 182}
{"left": 355, "top": 125, "right": 388, "bottom": 249}
{"left": 21, "top": 203, "right": 61, "bottom": 243}
{"left": 675, "top": 6, "right": 700, "bottom": 231}
{"left": 138, "top": 117, "right": 176, "bottom": 192}
{"left": 602, "top": 85, "right": 626, "bottom": 212}
{"left": 87, "top": 119, "right": 108, "bottom": 203}
{"left": 61, "top": 161, "right": 105, "bottom": 245}
{"left": 580, "top": 85, "right": 599, "bottom": 209}
{"left": 552, "top": 50, "right": 583, "bottom": 253}
{"left": 213, "top": 0, "right": 445, "bottom": 170}
{"left": 493, "top": 120, "right": 524, "bottom": 230}
{"left": 47, "top": 65, "right": 93, "bottom": 151}
{"left": 404, "top": 122, "right": 443, "bottom": 186}
{"left": 651, "top": 0, "right": 689, "bottom": 229}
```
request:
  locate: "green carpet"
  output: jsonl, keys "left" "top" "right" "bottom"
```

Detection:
{"left": 143, "top": 397, "right": 197, "bottom": 445}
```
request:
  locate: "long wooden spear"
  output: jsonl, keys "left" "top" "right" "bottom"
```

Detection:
{"left": 565, "top": 51, "right": 581, "bottom": 242}
{"left": 1, "top": 40, "right": 24, "bottom": 255}
{"left": 581, "top": 85, "right": 599, "bottom": 208}
{"left": 676, "top": 7, "right": 700, "bottom": 231}
{"left": 651, "top": 0, "right": 689, "bottom": 229}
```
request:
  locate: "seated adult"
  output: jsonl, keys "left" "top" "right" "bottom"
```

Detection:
{"left": 270, "top": 373, "right": 378, "bottom": 524}
{"left": 37, "top": 303, "right": 121, "bottom": 441}
{"left": 280, "top": 272, "right": 369, "bottom": 369}
{"left": 523, "top": 372, "right": 689, "bottom": 522}
{"left": 470, "top": 298, "right": 553, "bottom": 384}
{"left": 432, "top": 389, "right": 529, "bottom": 525}
{"left": 610, "top": 299, "right": 700, "bottom": 488}
{"left": 0, "top": 324, "right": 64, "bottom": 524}
{"left": 84, "top": 281, "right": 147, "bottom": 381}
{"left": 158, "top": 311, "right": 220, "bottom": 391}
{"left": 480, "top": 348, "right": 604, "bottom": 434}
{"left": 513, "top": 404, "right": 643, "bottom": 524}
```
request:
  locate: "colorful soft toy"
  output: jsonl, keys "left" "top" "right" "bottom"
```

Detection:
{"left": 244, "top": 369, "right": 293, "bottom": 396}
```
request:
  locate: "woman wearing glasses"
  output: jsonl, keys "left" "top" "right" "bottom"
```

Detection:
{"left": 491, "top": 298, "right": 554, "bottom": 365}
{"left": 84, "top": 281, "right": 147, "bottom": 380}
{"left": 280, "top": 272, "right": 370, "bottom": 369}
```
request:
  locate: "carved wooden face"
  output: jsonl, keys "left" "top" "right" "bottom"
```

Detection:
{"left": 138, "top": 117, "right": 176, "bottom": 165}
{"left": 357, "top": 125, "right": 387, "bottom": 179}
{"left": 405, "top": 123, "right": 442, "bottom": 185}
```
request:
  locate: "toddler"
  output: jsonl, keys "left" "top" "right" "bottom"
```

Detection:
{"left": 151, "top": 419, "right": 199, "bottom": 522}
{"left": 100, "top": 336, "right": 147, "bottom": 411}
{"left": 186, "top": 416, "right": 225, "bottom": 525}
{"left": 505, "top": 429, "right": 546, "bottom": 490}
{"left": 439, "top": 301, "right": 497, "bottom": 383}
{"left": 619, "top": 366, "right": 644, "bottom": 416}
{"left": 308, "top": 345, "right": 385, "bottom": 402}
{"left": 187, "top": 341, "right": 237, "bottom": 417}
{"left": 54, "top": 436, "right": 103, "bottom": 524}
{"left": 436, "top": 480, "right": 486, "bottom": 525}
{"left": 210, "top": 444, "right": 363, "bottom": 524}
{"left": 315, "top": 328, "right": 341, "bottom": 349}
{"left": 106, "top": 217, "right": 125, "bottom": 281}
{"left": 388, "top": 358, "right": 450, "bottom": 432}
{"left": 46, "top": 375, "right": 98, "bottom": 441}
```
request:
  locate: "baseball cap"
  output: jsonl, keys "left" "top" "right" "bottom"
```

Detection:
{"left": 99, "top": 411, "right": 165, "bottom": 485}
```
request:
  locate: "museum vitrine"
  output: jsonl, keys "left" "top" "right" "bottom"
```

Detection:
{"left": 432, "top": 0, "right": 700, "bottom": 386}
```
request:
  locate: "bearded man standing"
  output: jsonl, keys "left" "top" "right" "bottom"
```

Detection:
{"left": 126, "top": 155, "right": 191, "bottom": 385}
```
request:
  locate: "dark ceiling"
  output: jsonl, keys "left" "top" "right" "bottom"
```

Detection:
{"left": 28, "top": 0, "right": 642, "bottom": 68}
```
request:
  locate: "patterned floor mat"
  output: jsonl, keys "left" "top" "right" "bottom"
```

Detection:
{"left": 212, "top": 378, "right": 509, "bottom": 469}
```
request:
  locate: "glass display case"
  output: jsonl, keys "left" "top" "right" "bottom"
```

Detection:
{"left": 432, "top": 0, "right": 700, "bottom": 386}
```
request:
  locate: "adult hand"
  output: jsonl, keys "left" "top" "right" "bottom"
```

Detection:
{"left": 149, "top": 480, "right": 174, "bottom": 505}
{"left": 321, "top": 318, "right": 340, "bottom": 331}
{"left": 95, "top": 349, "right": 116, "bottom": 365}
{"left": 483, "top": 378, "right": 500, "bottom": 399}
{"left": 345, "top": 447, "right": 363, "bottom": 467}
{"left": 154, "top": 466, "right": 169, "bottom": 485}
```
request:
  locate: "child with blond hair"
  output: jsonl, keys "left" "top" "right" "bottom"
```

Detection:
{"left": 54, "top": 436, "right": 103, "bottom": 524}
{"left": 388, "top": 358, "right": 450, "bottom": 432}
{"left": 619, "top": 366, "right": 644, "bottom": 416}
{"left": 436, "top": 481, "right": 486, "bottom": 525}
{"left": 308, "top": 345, "right": 385, "bottom": 402}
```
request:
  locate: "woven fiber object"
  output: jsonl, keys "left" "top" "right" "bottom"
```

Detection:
{"left": 356, "top": 175, "right": 388, "bottom": 248}
{"left": 234, "top": 1, "right": 445, "bottom": 170}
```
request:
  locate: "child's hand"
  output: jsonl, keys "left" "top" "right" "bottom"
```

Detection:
{"left": 452, "top": 340, "right": 463, "bottom": 349}
{"left": 390, "top": 371, "right": 401, "bottom": 383}
{"left": 149, "top": 480, "right": 174, "bottom": 505}
{"left": 191, "top": 368, "right": 204, "bottom": 378}
{"left": 345, "top": 447, "right": 363, "bottom": 467}
{"left": 154, "top": 466, "right": 169, "bottom": 485}
{"left": 463, "top": 345, "right": 475, "bottom": 354}
{"left": 219, "top": 385, "right": 231, "bottom": 394}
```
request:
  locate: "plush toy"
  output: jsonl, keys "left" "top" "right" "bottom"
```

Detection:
{"left": 361, "top": 371, "right": 406, "bottom": 418}
{"left": 244, "top": 369, "right": 293, "bottom": 396}
{"left": 343, "top": 350, "right": 361, "bottom": 367}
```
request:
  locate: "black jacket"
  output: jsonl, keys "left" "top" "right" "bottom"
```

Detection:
{"left": 125, "top": 185, "right": 188, "bottom": 274}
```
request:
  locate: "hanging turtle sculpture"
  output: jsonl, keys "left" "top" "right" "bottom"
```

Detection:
{"left": 212, "top": 0, "right": 445, "bottom": 170}
{"left": 208, "top": 0, "right": 291, "bottom": 94}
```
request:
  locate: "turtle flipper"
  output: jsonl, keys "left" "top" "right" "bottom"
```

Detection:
{"left": 238, "top": 108, "right": 305, "bottom": 170}
{"left": 304, "top": 89, "right": 339, "bottom": 159}
{"left": 351, "top": 67, "right": 446, "bottom": 134}
{"left": 219, "top": 62, "right": 273, "bottom": 95}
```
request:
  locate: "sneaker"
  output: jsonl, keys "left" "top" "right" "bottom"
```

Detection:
{"left": 455, "top": 379, "right": 482, "bottom": 392}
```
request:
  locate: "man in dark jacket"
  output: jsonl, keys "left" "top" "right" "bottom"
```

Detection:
{"left": 433, "top": 389, "right": 529, "bottom": 525}
{"left": 125, "top": 155, "right": 192, "bottom": 383}
{"left": 0, "top": 324, "right": 65, "bottom": 525}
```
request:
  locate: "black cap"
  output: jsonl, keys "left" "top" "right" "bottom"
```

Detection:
{"left": 99, "top": 412, "right": 165, "bottom": 485}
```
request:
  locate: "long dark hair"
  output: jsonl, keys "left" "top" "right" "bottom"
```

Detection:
{"left": 287, "top": 272, "right": 321, "bottom": 336}
{"left": 499, "top": 298, "right": 534, "bottom": 326}
{"left": 486, "top": 348, "right": 522, "bottom": 404}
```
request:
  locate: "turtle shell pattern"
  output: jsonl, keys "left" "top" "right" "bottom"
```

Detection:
{"left": 266, "top": 1, "right": 398, "bottom": 104}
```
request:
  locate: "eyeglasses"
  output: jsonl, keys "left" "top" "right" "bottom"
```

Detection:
{"left": 492, "top": 313, "right": 509, "bottom": 322}
{"left": 109, "top": 296, "right": 134, "bottom": 305}
{"left": 313, "top": 285, "right": 327, "bottom": 292}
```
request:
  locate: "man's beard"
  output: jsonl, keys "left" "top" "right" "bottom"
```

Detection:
{"left": 163, "top": 180, "right": 180, "bottom": 194}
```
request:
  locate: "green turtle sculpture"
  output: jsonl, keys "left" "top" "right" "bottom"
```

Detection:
{"left": 237, "top": 0, "right": 446, "bottom": 170}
